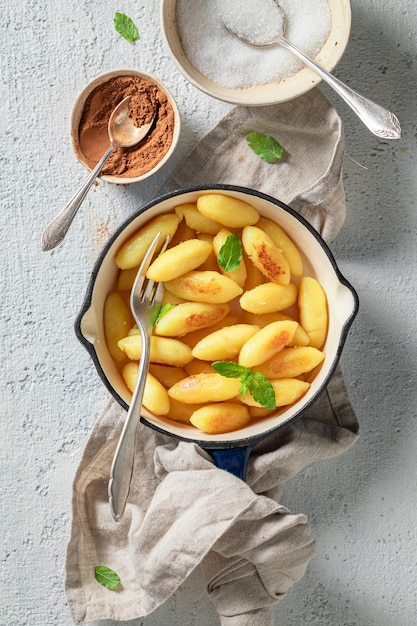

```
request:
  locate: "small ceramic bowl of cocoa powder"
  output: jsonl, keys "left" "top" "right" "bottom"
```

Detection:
{"left": 70, "top": 69, "right": 180, "bottom": 184}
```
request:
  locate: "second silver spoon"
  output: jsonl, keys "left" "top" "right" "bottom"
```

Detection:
{"left": 42, "top": 96, "right": 155, "bottom": 251}
{"left": 223, "top": 23, "right": 401, "bottom": 140}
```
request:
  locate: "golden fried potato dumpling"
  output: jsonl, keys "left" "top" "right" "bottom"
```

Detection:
{"left": 197, "top": 193, "right": 259, "bottom": 228}
{"left": 155, "top": 302, "right": 230, "bottom": 337}
{"left": 190, "top": 402, "right": 251, "bottom": 434}
{"left": 242, "top": 225, "right": 291, "bottom": 285}
{"left": 165, "top": 271, "right": 243, "bottom": 303}
{"left": 146, "top": 239, "right": 212, "bottom": 282}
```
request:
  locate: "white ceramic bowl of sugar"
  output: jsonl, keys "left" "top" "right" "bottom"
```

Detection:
{"left": 161, "top": 0, "right": 351, "bottom": 106}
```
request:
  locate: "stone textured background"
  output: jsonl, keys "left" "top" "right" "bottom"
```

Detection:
{"left": 1, "top": 1, "right": 416, "bottom": 624}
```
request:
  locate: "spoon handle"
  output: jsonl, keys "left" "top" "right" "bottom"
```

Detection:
{"left": 41, "top": 144, "right": 114, "bottom": 251}
{"left": 277, "top": 38, "right": 401, "bottom": 140}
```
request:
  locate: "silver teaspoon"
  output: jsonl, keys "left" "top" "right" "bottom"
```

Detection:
{"left": 223, "top": 21, "right": 401, "bottom": 140}
{"left": 42, "top": 96, "right": 155, "bottom": 251}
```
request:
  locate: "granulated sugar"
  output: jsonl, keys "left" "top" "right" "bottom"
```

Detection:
{"left": 221, "top": 0, "right": 287, "bottom": 45}
{"left": 176, "top": 0, "right": 332, "bottom": 89}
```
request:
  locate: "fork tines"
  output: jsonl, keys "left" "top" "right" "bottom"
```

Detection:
{"left": 130, "top": 231, "right": 170, "bottom": 307}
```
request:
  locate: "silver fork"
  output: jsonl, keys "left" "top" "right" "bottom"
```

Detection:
{"left": 108, "top": 231, "right": 168, "bottom": 521}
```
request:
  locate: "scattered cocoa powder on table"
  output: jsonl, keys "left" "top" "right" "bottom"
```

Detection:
{"left": 78, "top": 75, "right": 176, "bottom": 179}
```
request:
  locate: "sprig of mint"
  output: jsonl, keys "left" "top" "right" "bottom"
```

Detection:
{"left": 246, "top": 131, "right": 285, "bottom": 163}
{"left": 211, "top": 361, "right": 276, "bottom": 409}
{"left": 94, "top": 565, "right": 121, "bottom": 590}
{"left": 217, "top": 232, "right": 242, "bottom": 272}
{"left": 154, "top": 302, "right": 175, "bottom": 324}
{"left": 114, "top": 12, "right": 139, "bottom": 42}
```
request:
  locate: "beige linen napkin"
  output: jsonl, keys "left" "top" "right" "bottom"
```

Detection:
{"left": 66, "top": 87, "right": 359, "bottom": 625}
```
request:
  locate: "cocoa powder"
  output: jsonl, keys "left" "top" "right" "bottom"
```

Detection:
{"left": 78, "top": 75, "right": 176, "bottom": 179}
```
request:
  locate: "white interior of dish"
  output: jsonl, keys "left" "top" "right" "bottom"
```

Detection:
{"left": 160, "top": 0, "right": 352, "bottom": 105}
{"left": 80, "top": 188, "right": 357, "bottom": 443}
{"left": 70, "top": 69, "right": 181, "bottom": 185}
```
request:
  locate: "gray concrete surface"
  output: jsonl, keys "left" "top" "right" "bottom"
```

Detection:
{"left": 2, "top": 0, "right": 416, "bottom": 624}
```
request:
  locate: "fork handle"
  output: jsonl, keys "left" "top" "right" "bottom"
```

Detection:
{"left": 108, "top": 327, "right": 151, "bottom": 521}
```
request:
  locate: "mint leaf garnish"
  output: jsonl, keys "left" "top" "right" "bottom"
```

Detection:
{"left": 217, "top": 233, "right": 242, "bottom": 272}
{"left": 154, "top": 303, "right": 175, "bottom": 324}
{"left": 248, "top": 371, "right": 276, "bottom": 409}
{"left": 114, "top": 12, "right": 139, "bottom": 42}
{"left": 212, "top": 361, "right": 276, "bottom": 409}
{"left": 212, "top": 361, "right": 249, "bottom": 379}
{"left": 94, "top": 565, "right": 121, "bottom": 590}
{"left": 239, "top": 371, "right": 253, "bottom": 398}
{"left": 246, "top": 132, "right": 285, "bottom": 163}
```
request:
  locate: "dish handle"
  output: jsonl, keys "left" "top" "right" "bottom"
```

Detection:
{"left": 206, "top": 444, "right": 255, "bottom": 481}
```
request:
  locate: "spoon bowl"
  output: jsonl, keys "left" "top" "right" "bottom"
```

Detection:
{"left": 223, "top": 21, "right": 401, "bottom": 140}
{"left": 109, "top": 96, "right": 155, "bottom": 147}
{"left": 42, "top": 96, "right": 156, "bottom": 251}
